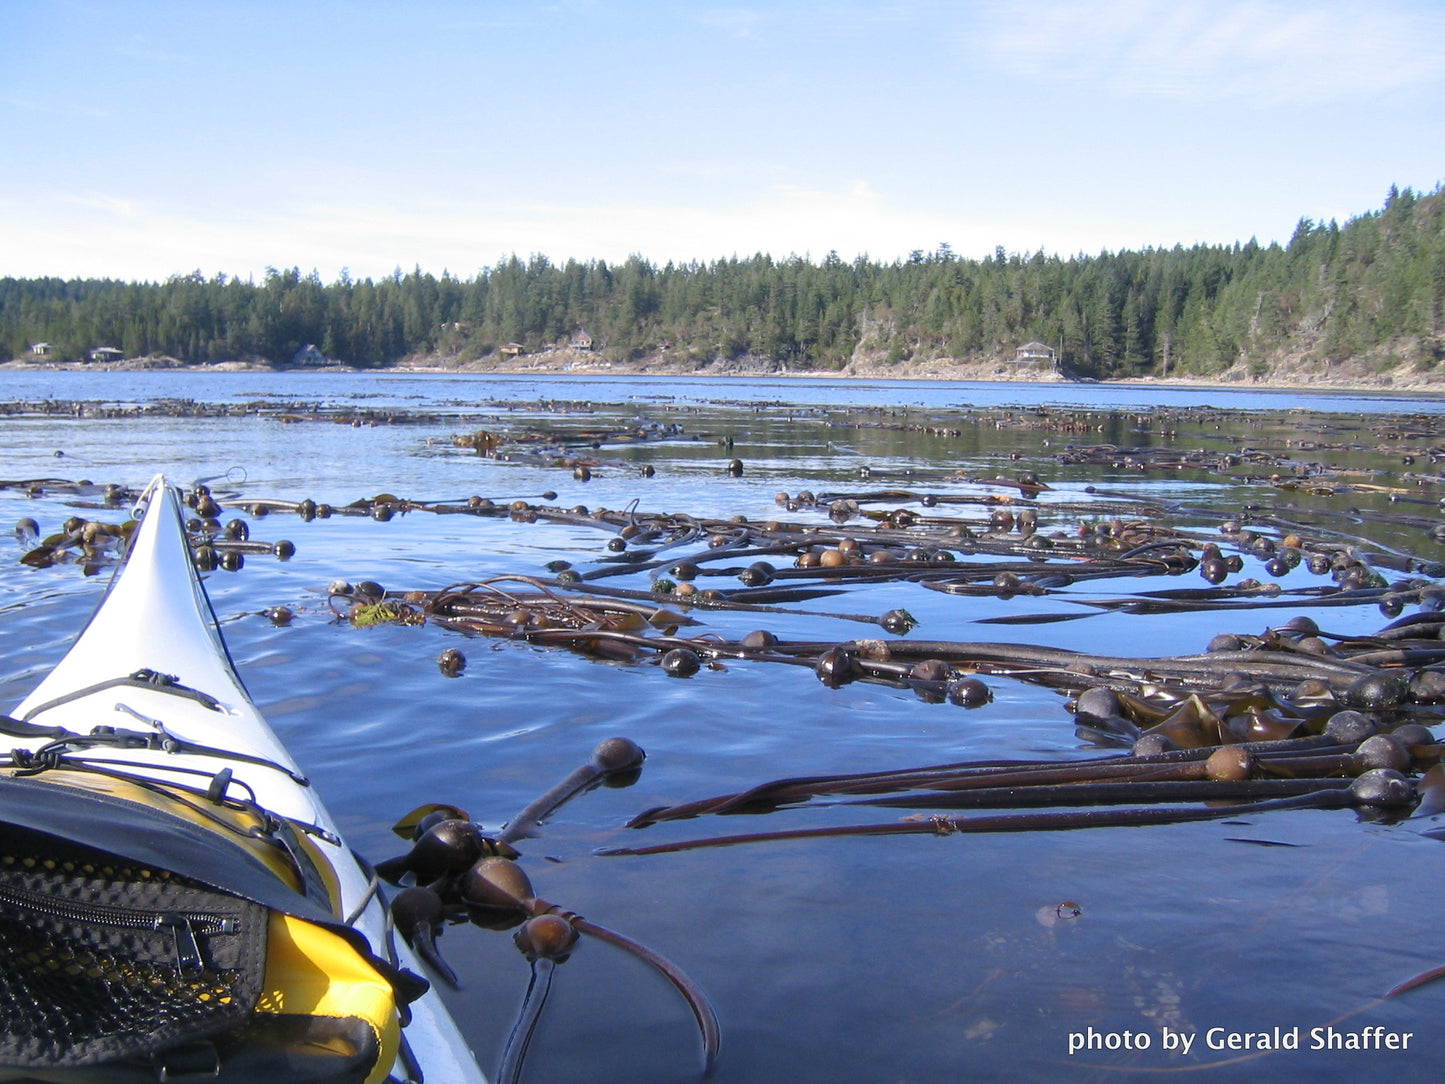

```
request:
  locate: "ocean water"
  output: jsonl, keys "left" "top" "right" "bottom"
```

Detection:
{"left": 3, "top": 371, "right": 1444, "bottom": 1083}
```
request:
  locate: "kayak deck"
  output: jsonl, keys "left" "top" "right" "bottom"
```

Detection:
{"left": 1, "top": 475, "right": 486, "bottom": 1083}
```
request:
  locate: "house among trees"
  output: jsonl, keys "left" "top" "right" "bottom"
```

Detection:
{"left": 30, "top": 342, "right": 51, "bottom": 356}
{"left": 87, "top": 347, "right": 124, "bottom": 364}
{"left": 1012, "top": 341, "right": 1060, "bottom": 369}
{"left": 291, "top": 344, "right": 329, "bottom": 366}
{"left": 569, "top": 329, "right": 594, "bottom": 350}
{"left": 500, "top": 342, "right": 526, "bottom": 357}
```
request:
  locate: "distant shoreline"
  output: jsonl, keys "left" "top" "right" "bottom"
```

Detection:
{"left": 5, "top": 351, "right": 1444, "bottom": 396}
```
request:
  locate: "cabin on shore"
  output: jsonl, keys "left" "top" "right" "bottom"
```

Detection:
{"left": 30, "top": 342, "right": 51, "bottom": 357}
{"left": 1012, "top": 341, "right": 1060, "bottom": 369}
{"left": 291, "top": 344, "right": 329, "bottom": 367}
{"left": 87, "top": 347, "right": 124, "bottom": 364}
{"left": 500, "top": 342, "right": 526, "bottom": 358}
{"left": 569, "top": 330, "right": 594, "bottom": 351}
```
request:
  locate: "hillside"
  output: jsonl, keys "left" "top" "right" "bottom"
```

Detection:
{"left": 4, "top": 185, "right": 1442, "bottom": 386}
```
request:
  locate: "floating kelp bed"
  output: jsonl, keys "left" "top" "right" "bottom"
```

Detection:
{"left": 286, "top": 466, "right": 1445, "bottom": 929}
{"left": 14, "top": 459, "right": 1445, "bottom": 750}
{"left": 606, "top": 717, "right": 1442, "bottom": 848}
{"left": 9, "top": 481, "right": 300, "bottom": 573}
{"left": 12, "top": 468, "right": 1445, "bottom": 697}
{"left": 11, "top": 388, "right": 1445, "bottom": 1081}
{"left": 377, "top": 575, "right": 1445, "bottom": 704}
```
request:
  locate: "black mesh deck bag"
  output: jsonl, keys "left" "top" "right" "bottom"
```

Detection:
{"left": 0, "top": 826, "right": 268, "bottom": 1072}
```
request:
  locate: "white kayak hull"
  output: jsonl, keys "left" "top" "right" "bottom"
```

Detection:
{"left": 3, "top": 475, "right": 486, "bottom": 1083}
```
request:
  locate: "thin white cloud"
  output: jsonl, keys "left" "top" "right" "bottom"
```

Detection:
{"left": 979, "top": 0, "right": 1445, "bottom": 102}
{"left": 115, "top": 32, "right": 198, "bottom": 67}
{"left": 698, "top": 7, "right": 769, "bottom": 38}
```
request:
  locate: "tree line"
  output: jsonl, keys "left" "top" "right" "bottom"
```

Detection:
{"left": 4, "top": 185, "right": 1441, "bottom": 379}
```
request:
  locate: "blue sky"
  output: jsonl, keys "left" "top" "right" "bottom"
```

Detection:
{"left": 5, "top": 0, "right": 1443, "bottom": 282}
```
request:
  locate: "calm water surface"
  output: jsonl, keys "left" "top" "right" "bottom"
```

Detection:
{"left": 3, "top": 372, "right": 1445, "bottom": 1083}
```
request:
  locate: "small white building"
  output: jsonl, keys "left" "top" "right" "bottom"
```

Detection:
{"left": 87, "top": 347, "right": 125, "bottom": 364}
{"left": 30, "top": 342, "right": 51, "bottom": 356}
{"left": 1013, "top": 341, "right": 1059, "bottom": 368}
{"left": 292, "top": 344, "right": 329, "bottom": 366}
{"left": 570, "top": 329, "right": 594, "bottom": 350}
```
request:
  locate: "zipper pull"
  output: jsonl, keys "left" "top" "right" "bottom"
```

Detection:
{"left": 157, "top": 914, "right": 204, "bottom": 971}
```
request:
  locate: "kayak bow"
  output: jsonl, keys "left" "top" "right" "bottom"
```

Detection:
{"left": 1, "top": 474, "right": 486, "bottom": 1084}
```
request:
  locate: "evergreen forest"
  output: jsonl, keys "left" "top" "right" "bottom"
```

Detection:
{"left": 4, "top": 185, "right": 1443, "bottom": 380}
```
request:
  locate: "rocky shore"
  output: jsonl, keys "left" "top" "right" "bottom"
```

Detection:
{"left": 395, "top": 343, "right": 1445, "bottom": 393}
{"left": 6, "top": 345, "right": 1444, "bottom": 394}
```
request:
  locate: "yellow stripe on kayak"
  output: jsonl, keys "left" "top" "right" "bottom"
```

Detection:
{"left": 257, "top": 913, "right": 401, "bottom": 1084}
